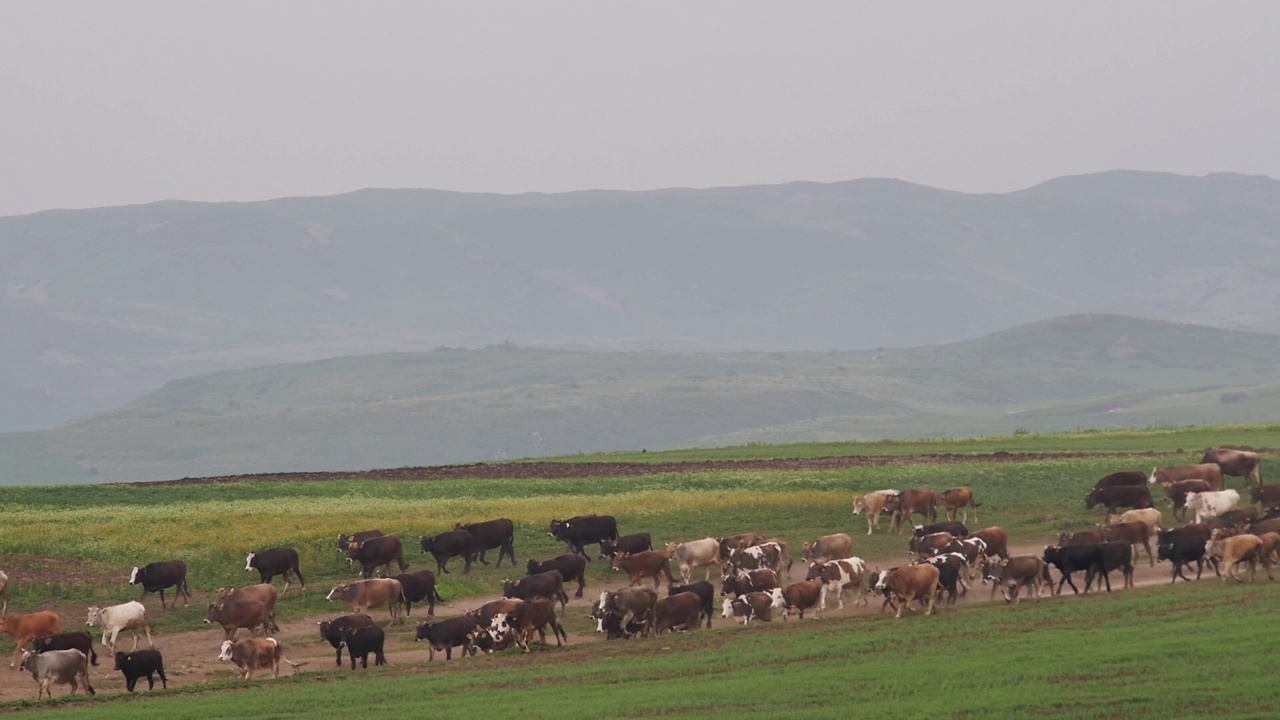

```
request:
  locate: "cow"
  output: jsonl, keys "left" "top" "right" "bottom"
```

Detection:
{"left": 1185, "top": 489, "right": 1241, "bottom": 524}
{"left": 1201, "top": 448, "right": 1262, "bottom": 486}
{"left": 970, "top": 527, "right": 1010, "bottom": 560}
{"left": 716, "top": 533, "right": 769, "bottom": 560}
{"left": 86, "top": 602, "right": 153, "bottom": 655}
{"left": 318, "top": 613, "right": 375, "bottom": 667}
{"left": 938, "top": 536, "right": 988, "bottom": 584}
{"left": 908, "top": 531, "right": 955, "bottom": 560}
{"left": 913, "top": 521, "right": 969, "bottom": 538}
{"left": 852, "top": 489, "right": 900, "bottom": 534}
{"left": 548, "top": 515, "right": 619, "bottom": 558}
{"left": 874, "top": 564, "right": 940, "bottom": 619}
{"left": 128, "top": 561, "right": 191, "bottom": 609}
{"left": 214, "top": 583, "right": 280, "bottom": 633}
{"left": 610, "top": 551, "right": 675, "bottom": 589}
{"left": 896, "top": 488, "right": 940, "bottom": 530}
{"left": 666, "top": 582, "right": 714, "bottom": 629}
{"left": 1042, "top": 544, "right": 1105, "bottom": 595}
{"left": 218, "top": 637, "right": 306, "bottom": 679}
{"left": 1109, "top": 508, "right": 1162, "bottom": 539}
{"left": 467, "top": 624, "right": 520, "bottom": 653}
{"left": 205, "top": 598, "right": 274, "bottom": 641}
{"left": 652, "top": 592, "right": 703, "bottom": 635}
{"left": 528, "top": 555, "right": 589, "bottom": 598}
{"left": 1149, "top": 464, "right": 1224, "bottom": 491}
{"left": 455, "top": 518, "right": 516, "bottom": 568}
{"left": 600, "top": 533, "right": 654, "bottom": 560}
{"left": 346, "top": 535, "right": 408, "bottom": 579}
{"left": 801, "top": 534, "right": 852, "bottom": 564}
{"left": 339, "top": 625, "right": 387, "bottom": 669}
{"left": 395, "top": 570, "right": 445, "bottom": 616}
{"left": 1257, "top": 532, "right": 1280, "bottom": 580}
{"left": 1247, "top": 516, "right": 1280, "bottom": 537}
{"left": 666, "top": 538, "right": 722, "bottom": 583}
{"left": 598, "top": 587, "right": 659, "bottom": 636}
{"left": 764, "top": 537, "right": 795, "bottom": 578}
{"left": 720, "top": 568, "right": 780, "bottom": 597}
{"left": 501, "top": 571, "right": 569, "bottom": 616}
{"left": 1249, "top": 484, "right": 1280, "bottom": 510}
{"left": 0, "top": 571, "right": 7, "bottom": 615}
{"left": 1085, "top": 485, "right": 1153, "bottom": 515}
{"left": 420, "top": 530, "right": 475, "bottom": 575}
{"left": 1207, "top": 533, "right": 1264, "bottom": 583}
{"left": 1102, "top": 520, "right": 1156, "bottom": 567}
{"left": 244, "top": 548, "right": 306, "bottom": 592}
{"left": 415, "top": 615, "right": 481, "bottom": 660}
{"left": 1058, "top": 528, "right": 1106, "bottom": 546}
{"left": 940, "top": 487, "right": 980, "bottom": 522}
{"left": 18, "top": 649, "right": 92, "bottom": 699}
{"left": 488, "top": 599, "right": 568, "bottom": 652}
{"left": 326, "top": 579, "right": 406, "bottom": 622}
{"left": 1093, "top": 471, "right": 1149, "bottom": 489}
{"left": 770, "top": 581, "right": 823, "bottom": 620}
{"left": 338, "top": 529, "right": 384, "bottom": 553}
{"left": 724, "top": 542, "right": 784, "bottom": 578}
{"left": 1164, "top": 479, "right": 1215, "bottom": 522}
{"left": 113, "top": 649, "right": 167, "bottom": 692}
{"left": 32, "top": 631, "right": 97, "bottom": 667}
{"left": 919, "top": 553, "right": 967, "bottom": 605}
{"left": 721, "top": 591, "right": 775, "bottom": 625}
{"left": 982, "top": 556, "right": 1050, "bottom": 604}
{"left": 470, "top": 599, "right": 523, "bottom": 627}
{"left": 1086, "top": 542, "right": 1135, "bottom": 591}
{"left": 805, "top": 558, "right": 867, "bottom": 610}
{"left": 1157, "top": 533, "right": 1210, "bottom": 583}
{"left": 1209, "top": 508, "right": 1258, "bottom": 530}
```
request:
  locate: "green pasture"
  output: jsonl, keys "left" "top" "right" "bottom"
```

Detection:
{"left": 13, "top": 575, "right": 1280, "bottom": 719}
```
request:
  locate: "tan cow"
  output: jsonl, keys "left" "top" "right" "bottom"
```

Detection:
{"left": 874, "top": 564, "right": 940, "bottom": 619}
{"left": 852, "top": 490, "right": 900, "bottom": 535}
{"left": 1206, "top": 533, "right": 1264, "bottom": 583}
{"left": 940, "top": 487, "right": 979, "bottom": 523}
{"left": 1109, "top": 508, "right": 1162, "bottom": 539}
{"left": 981, "top": 556, "right": 1050, "bottom": 604}
{"left": 326, "top": 579, "right": 405, "bottom": 622}
{"left": 666, "top": 539, "right": 722, "bottom": 583}
{"left": 802, "top": 534, "right": 853, "bottom": 564}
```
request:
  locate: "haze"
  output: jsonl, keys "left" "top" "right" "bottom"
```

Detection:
{"left": 4, "top": 1, "right": 1278, "bottom": 216}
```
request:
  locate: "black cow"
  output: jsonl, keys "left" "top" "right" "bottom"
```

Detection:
{"left": 667, "top": 581, "right": 715, "bottom": 629}
{"left": 527, "top": 555, "right": 588, "bottom": 599}
{"left": 340, "top": 625, "right": 387, "bottom": 669}
{"left": 501, "top": 571, "right": 569, "bottom": 616}
{"left": 912, "top": 522, "right": 969, "bottom": 538}
{"left": 347, "top": 535, "right": 409, "bottom": 579}
{"left": 337, "top": 530, "right": 384, "bottom": 553}
{"left": 420, "top": 530, "right": 474, "bottom": 575}
{"left": 33, "top": 631, "right": 98, "bottom": 666}
{"left": 244, "top": 548, "right": 306, "bottom": 592}
{"left": 592, "top": 605, "right": 647, "bottom": 639}
{"left": 396, "top": 570, "right": 445, "bottom": 616}
{"left": 455, "top": 519, "right": 515, "bottom": 568}
{"left": 114, "top": 650, "right": 167, "bottom": 692}
{"left": 920, "top": 554, "right": 966, "bottom": 605}
{"left": 415, "top": 615, "right": 481, "bottom": 661}
{"left": 318, "top": 614, "right": 375, "bottom": 667}
{"left": 1085, "top": 542, "right": 1135, "bottom": 591}
{"left": 1093, "top": 471, "right": 1148, "bottom": 489}
{"left": 1157, "top": 536, "right": 1209, "bottom": 583}
{"left": 548, "top": 515, "right": 619, "bottom": 558}
{"left": 1084, "top": 485, "right": 1153, "bottom": 514}
{"left": 600, "top": 533, "right": 654, "bottom": 560}
{"left": 1042, "top": 545, "right": 1106, "bottom": 595}
{"left": 128, "top": 561, "right": 191, "bottom": 609}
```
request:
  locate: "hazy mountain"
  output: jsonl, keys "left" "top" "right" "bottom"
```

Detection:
{"left": 3, "top": 314, "right": 1278, "bottom": 485}
{"left": 3, "top": 170, "right": 1279, "bottom": 432}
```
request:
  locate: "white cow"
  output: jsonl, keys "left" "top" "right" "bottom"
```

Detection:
{"left": 1108, "top": 508, "right": 1162, "bottom": 539}
{"left": 1185, "top": 490, "right": 1241, "bottom": 524}
{"left": 86, "top": 601, "right": 154, "bottom": 654}
{"left": 665, "top": 538, "right": 721, "bottom": 583}
{"left": 19, "top": 648, "right": 93, "bottom": 699}
{"left": 852, "top": 489, "right": 901, "bottom": 535}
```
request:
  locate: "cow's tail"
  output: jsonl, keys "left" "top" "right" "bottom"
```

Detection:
{"left": 89, "top": 646, "right": 98, "bottom": 666}
{"left": 433, "top": 586, "right": 446, "bottom": 604}
{"left": 282, "top": 657, "right": 310, "bottom": 670}
{"left": 294, "top": 562, "right": 307, "bottom": 590}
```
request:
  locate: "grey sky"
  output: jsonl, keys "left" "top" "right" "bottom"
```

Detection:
{"left": 3, "top": 1, "right": 1277, "bottom": 216}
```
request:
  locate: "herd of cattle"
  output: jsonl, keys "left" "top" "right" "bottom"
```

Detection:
{"left": 0, "top": 447, "right": 1271, "bottom": 700}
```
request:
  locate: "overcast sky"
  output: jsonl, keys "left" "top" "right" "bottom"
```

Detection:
{"left": 3, "top": 1, "right": 1277, "bottom": 216}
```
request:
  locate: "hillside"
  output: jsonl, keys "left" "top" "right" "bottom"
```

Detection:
{"left": 3, "top": 170, "right": 1280, "bottom": 432}
{"left": 4, "top": 314, "right": 1279, "bottom": 485}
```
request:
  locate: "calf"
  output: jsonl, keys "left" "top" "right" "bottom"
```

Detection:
{"left": 244, "top": 548, "right": 306, "bottom": 592}
{"left": 128, "top": 561, "right": 190, "bottom": 609}
{"left": 33, "top": 631, "right": 97, "bottom": 667}
{"left": 113, "top": 650, "right": 167, "bottom": 692}
{"left": 489, "top": 599, "right": 568, "bottom": 652}
{"left": 455, "top": 518, "right": 516, "bottom": 568}
{"left": 396, "top": 570, "right": 445, "bottom": 616}
{"left": 318, "top": 614, "right": 374, "bottom": 667}
{"left": 982, "top": 556, "right": 1050, "bottom": 604}
{"left": 852, "top": 489, "right": 900, "bottom": 534}
{"left": 528, "top": 555, "right": 589, "bottom": 598}
{"left": 721, "top": 568, "right": 781, "bottom": 597}
{"left": 218, "top": 637, "right": 306, "bottom": 679}
{"left": 1207, "top": 533, "right": 1264, "bottom": 583}
{"left": 666, "top": 582, "right": 714, "bottom": 629}
{"left": 653, "top": 592, "right": 703, "bottom": 635}
{"left": 501, "top": 571, "right": 569, "bottom": 616}
{"left": 415, "top": 615, "right": 481, "bottom": 660}
{"left": 340, "top": 625, "right": 387, "bottom": 669}
{"left": 610, "top": 551, "right": 675, "bottom": 589}
{"left": 1101, "top": 520, "right": 1155, "bottom": 567}
{"left": 19, "top": 649, "right": 93, "bottom": 700}
{"left": 86, "top": 602, "right": 153, "bottom": 655}
{"left": 721, "top": 591, "right": 775, "bottom": 625}
{"left": 772, "top": 581, "right": 823, "bottom": 620}
{"left": 2, "top": 612, "right": 62, "bottom": 668}
{"left": 874, "top": 564, "right": 940, "bottom": 619}
{"left": 802, "top": 533, "right": 853, "bottom": 564}
{"left": 600, "top": 533, "right": 654, "bottom": 560}
{"left": 420, "top": 530, "right": 474, "bottom": 575}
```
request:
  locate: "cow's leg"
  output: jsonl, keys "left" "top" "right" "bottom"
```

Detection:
{"left": 1058, "top": 571, "right": 1077, "bottom": 595}
{"left": 1143, "top": 540, "right": 1154, "bottom": 567}
{"left": 143, "top": 622, "right": 154, "bottom": 649}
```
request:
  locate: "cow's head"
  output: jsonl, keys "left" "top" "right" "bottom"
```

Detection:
{"left": 244, "top": 552, "right": 256, "bottom": 571}
{"left": 325, "top": 585, "right": 346, "bottom": 602}
{"left": 851, "top": 495, "right": 865, "bottom": 515}
{"left": 85, "top": 606, "right": 102, "bottom": 627}
{"left": 721, "top": 598, "right": 735, "bottom": 618}
{"left": 203, "top": 603, "right": 223, "bottom": 624}
{"left": 599, "top": 540, "right": 616, "bottom": 559}
{"left": 414, "top": 620, "right": 433, "bottom": 641}
{"left": 501, "top": 579, "right": 518, "bottom": 598}
{"left": 525, "top": 559, "right": 541, "bottom": 575}
{"left": 128, "top": 567, "right": 140, "bottom": 585}
{"left": 217, "top": 640, "right": 234, "bottom": 661}
{"left": 17, "top": 650, "right": 35, "bottom": 672}
{"left": 318, "top": 620, "right": 332, "bottom": 638}
{"left": 767, "top": 587, "right": 785, "bottom": 608}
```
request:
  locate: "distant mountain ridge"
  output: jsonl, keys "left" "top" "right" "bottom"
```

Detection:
{"left": 3, "top": 313, "right": 1279, "bottom": 485}
{"left": 2, "top": 170, "right": 1279, "bottom": 432}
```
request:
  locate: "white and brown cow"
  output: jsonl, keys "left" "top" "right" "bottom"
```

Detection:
{"left": 218, "top": 638, "right": 306, "bottom": 679}
{"left": 804, "top": 557, "right": 867, "bottom": 610}
{"left": 1185, "top": 490, "right": 1241, "bottom": 525}
{"left": 852, "top": 490, "right": 900, "bottom": 535}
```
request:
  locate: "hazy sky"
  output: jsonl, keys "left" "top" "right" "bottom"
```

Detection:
{"left": 3, "top": 1, "right": 1278, "bottom": 216}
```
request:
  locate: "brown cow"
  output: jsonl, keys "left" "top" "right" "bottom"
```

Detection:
{"left": 1256, "top": 532, "right": 1280, "bottom": 580}
{"left": 1, "top": 612, "right": 62, "bottom": 668}
{"left": 596, "top": 588, "right": 658, "bottom": 637}
{"left": 1101, "top": 521, "right": 1155, "bottom": 567}
{"left": 940, "top": 487, "right": 979, "bottom": 523}
{"left": 1164, "top": 479, "right": 1213, "bottom": 522}
{"left": 204, "top": 599, "right": 273, "bottom": 641}
{"left": 1093, "top": 471, "right": 1148, "bottom": 489}
{"left": 852, "top": 490, "right": 900, "bottom": 535}
{"left": 802, "top": 534, "right": 853, "bottom": 563}
{"left": 763, "top": 537, "right": 794, "bottom": 578}
{"left": 653, "top": 592, "right": 703, "bottom": 635}
{"left": 488, "top": 599, "right": 567, "bottom": 652}
{"left": 874, "top": 564, "right": 940, "bottom": 619}
{"left": 470, "top": 599, "right": 523, "bottom": 626}
{"left": 218, "top": 637, "right": 306, "bottom": 679}
{"left": 1058, "top": 528, "right": 1106, "bottom": 546}
{"left": 982, "top": 555, "right": 1051, "bottom": 603}
{"left": 908, "top": 531, "right": 954, "bottom": 560}
{"left": 1202, "top": 448, "right": 1262, "bottom": 486}
{"left": 970, "top": 527, "right": 1010, "bottom": 560}
{"left": 771, "top": 581, "right": 823, "bottom": 620}
{"left": 325, "top": 579, "right": 405, "bottom": 622}
{"left": 610, "top": 551, "right": 676, "bottom": 589}
{"left": 1249, "top": 484, "right": 1280, "bottom": 509}
{"left": 1207, "top": 533, "right": 1264, "bottom": 583}
{"left": 895, "top": 488, "right": 939, "bottom": 531}
{"left": 1148, "top": 464, "right": 1223, "bottom": 491}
